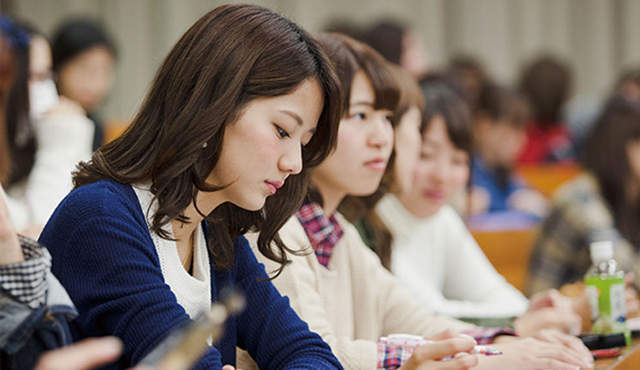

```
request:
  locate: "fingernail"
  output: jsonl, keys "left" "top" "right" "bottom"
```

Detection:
{"left": 459, "top": 333, "right": 475, "bottom": 341}
{"left": 103, "top": 337, "right": 123, "bottom": 353}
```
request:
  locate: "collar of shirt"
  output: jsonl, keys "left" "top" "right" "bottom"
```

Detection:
{"left": 296, "top": 201, "right": 344, "bottom": 268}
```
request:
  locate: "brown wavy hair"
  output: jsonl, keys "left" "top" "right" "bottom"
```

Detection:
{"left": 72, "top": 4, "right": 343, "bottom": 274}
{"left": 315, "top": 33, "right": 399, "bottom": 221}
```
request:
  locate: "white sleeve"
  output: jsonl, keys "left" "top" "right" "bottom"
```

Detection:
{"left": 1, "top": 187, "right": 31, "bottom": 231}
{"left": 391, "top": 245, "right": 453, "bottom": 312}
{"left": 439, "top": 207, "right": 529, "bottom": 318}
{"left": 24, "top": 114, "right": 94, "bottom": 226}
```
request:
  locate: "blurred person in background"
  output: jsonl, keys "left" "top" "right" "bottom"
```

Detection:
{"left": 0, "top": 16, "right": 94, "bottom": 236}
{"left": 363, "top": 20, "right": 429, "bottom": 80}
{"left": 375, "top": 80, "right": 580, "bottom": 335}
{"left": 518, "top": 56, "right": 575, "bottom": 164}
{"left": 617, "top": 67, "right": 640, "bottom": 101}
{"left": 51, "top": 18, "right": 117, "bottom": 151}
{"left": 565, "top": 66, "right": 640, "bottom": 156}
{"left": 0, "top": 17, "right": 26, "bottom": 185}
{"left": 527, "top": 95, "right": 640, "bottom": 319}
{"left": 0, "top": 17, "right": 94, "bottom": 232}
{"left": 470, "top": 83, "right": 548, "bottom": 218}
{"left": 445, "top": 55, "right": 488, "bottom": 113}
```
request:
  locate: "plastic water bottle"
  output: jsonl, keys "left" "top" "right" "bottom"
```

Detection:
{"left": 584, "top": 241, "right": 631, "bottom": 345}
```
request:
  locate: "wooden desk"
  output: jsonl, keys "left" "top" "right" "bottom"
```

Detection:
{"left": 595, "top": 338, "right": 640, "bottom": 369}
{"left": 471, "top": 228, "right": 537, "bottom": 292}
{"left": 516, "top": 163, "right": 581, "bottom": 197}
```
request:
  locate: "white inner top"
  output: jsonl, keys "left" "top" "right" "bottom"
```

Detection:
{"left": 133, "top": 184, "right": 212, "bottom": 322}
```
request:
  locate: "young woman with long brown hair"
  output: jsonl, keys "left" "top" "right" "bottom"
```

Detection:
{"left": 246, "top": 35, "right": 592, "bottom": 370}
{"left": 38, "top": 4, "right": 344, "bottom": 369}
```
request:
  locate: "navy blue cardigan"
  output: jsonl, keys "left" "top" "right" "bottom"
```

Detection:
{"left": 40, "top": 179, "right": 342, "bottom": 370}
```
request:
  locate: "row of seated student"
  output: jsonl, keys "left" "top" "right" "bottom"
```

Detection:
{"left": 1, "top": 4, "right": 637, "bottom": 370}
{"left": 339, "top": 20, "right": 566, "bottom": 220}
{"left": 0, "top": 15, "right": 115, "bottom": 237}
{"left": 356, "top": 21, "right": 640, "bottom": 329}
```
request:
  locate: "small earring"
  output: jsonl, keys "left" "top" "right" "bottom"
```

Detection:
{"left": 202, "top": 142, "right": 208, "bottom": 148}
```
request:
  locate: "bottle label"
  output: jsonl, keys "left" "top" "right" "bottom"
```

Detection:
{"left": 610, "top": 282, "right": 626, "bottom": 322}
{"left": 586, "top": 285, "right": 599, "bottom": 321}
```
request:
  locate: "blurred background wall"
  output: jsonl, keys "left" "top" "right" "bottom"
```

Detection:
{"left": 3, "top": 0, "right": 640, "bottom": 122}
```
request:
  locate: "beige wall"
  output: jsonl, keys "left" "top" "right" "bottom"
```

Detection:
{"left": 9, "top": 0, "right": 640, "bottom": 121}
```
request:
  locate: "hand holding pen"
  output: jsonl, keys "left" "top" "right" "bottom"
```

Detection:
{"left": 380, "top": 330, "right": 478, "bottom": 370}
{"left": 384, "top": 330, "right": 480, "bottom": 370}
{"left": 382, "top": 333, "right": 502, "bottom": 359}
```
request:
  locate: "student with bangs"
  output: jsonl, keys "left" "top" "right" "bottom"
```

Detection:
{"left": 345, "top": 64, "right": 423, "bottom": 266}
{"left": 374, "top": 79, "right": 585, "bottom": 332}
{"left": 244, "top": 35, "right": 593, "bottom": 370}
{"left": 35, "top": 4, "right": 345, "bottom": 370}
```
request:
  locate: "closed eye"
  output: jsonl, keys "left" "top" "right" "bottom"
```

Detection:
{"left": 275, "top": 125, "right": 290, "bottom": 139}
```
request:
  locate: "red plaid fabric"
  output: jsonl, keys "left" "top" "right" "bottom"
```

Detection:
{"left": 296, "top": 201, "right": 344, "bottom": 267}
{"left": 377, "top": 341, "right": 414, "bottom": 370}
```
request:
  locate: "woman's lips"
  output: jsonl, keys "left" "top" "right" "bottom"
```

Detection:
{"left": 364, "top": 158, "right": 387, "bottom": 171}
{"left": 423, "top": 188, "right": 445, "bottom": 202}
{"left": 265, "top": 181, "right": 283, "bottom": 195}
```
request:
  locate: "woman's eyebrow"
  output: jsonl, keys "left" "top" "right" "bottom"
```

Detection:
{"left": 280, "top": 109, "right": 316, "bottom": 133}
{"left": 349, "top": 101, "right": 375, "bottom": 108}
{"left": 280, "top": 110, "right": 303, "bottom": 125}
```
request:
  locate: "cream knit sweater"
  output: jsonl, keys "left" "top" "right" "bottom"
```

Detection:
{"left": 239, "top": 214, "right": 473, "bottom": 369}
{"left": 378, "top": 195, "right": 529, "bottom": 319}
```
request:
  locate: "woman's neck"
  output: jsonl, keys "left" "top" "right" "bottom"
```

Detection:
{"left": 396, "top": 192, "right": 439, "bottom": 219}
{"left": 477, "top": 145, "right": 499, "bottom": 169}
{"left": 172, "top": 190, "right": 225, "bottom": 243}
{"left": 313, "top": 182, "right": 346, "bottom": 217}
{"left": 171, "top": 190, "right": 226, "bottom": 272}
